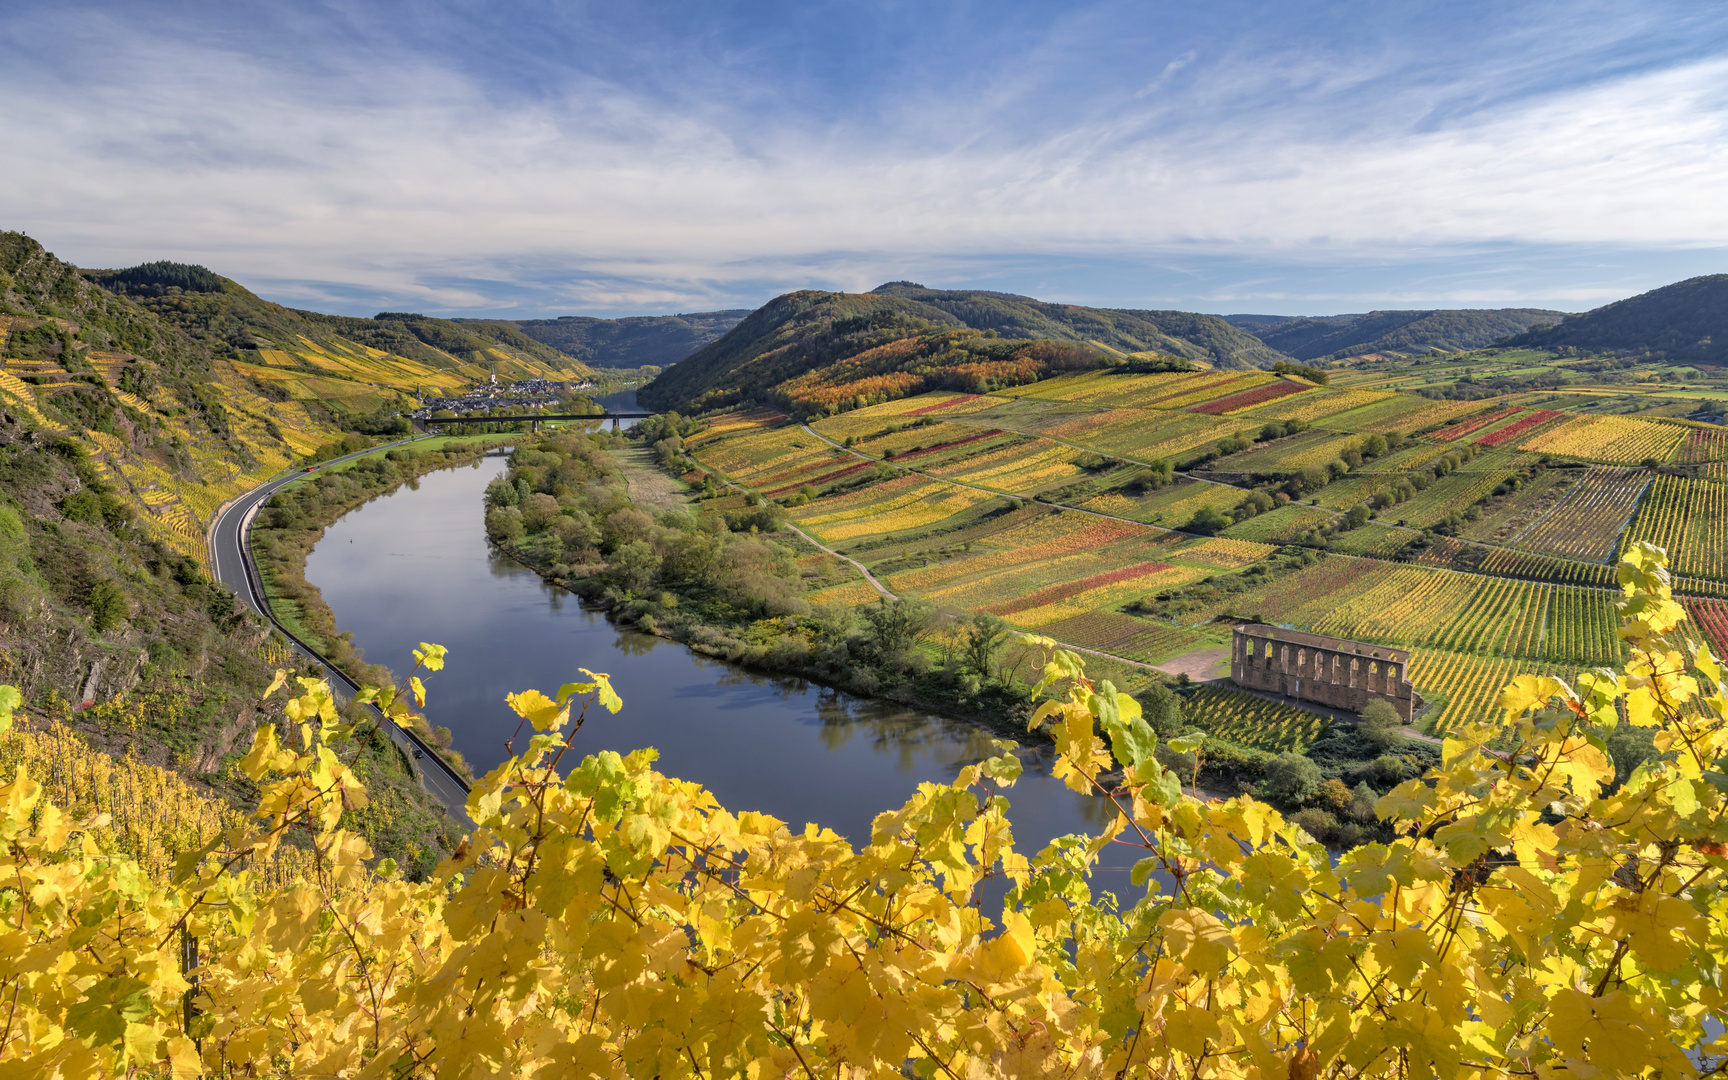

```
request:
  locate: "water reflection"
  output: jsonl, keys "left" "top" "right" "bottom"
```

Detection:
{"left": 303, "top": 454, "right": 1118, "bottom": 863}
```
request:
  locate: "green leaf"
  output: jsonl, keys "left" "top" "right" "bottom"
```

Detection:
{"left": 1103, "top": 714, "right": 1158, "bottom": 771}
{"left": 581, "top": 668, "right": 622, "bottom": 714}
{"left": 1131, "top": 856, "right": 1161, "bottom": 887}
{"left": 413, "top": 642, "right": 448, "bottom": 672}
{"left": 0, "top": 684, "right": 18, "bottom": 736}
{"left": 1168, "top": 732, "right": 1205, "bottom": 754}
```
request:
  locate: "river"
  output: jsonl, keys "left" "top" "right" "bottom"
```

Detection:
{"left": 304, "top": 455, "right": 1133, "bottom": 890}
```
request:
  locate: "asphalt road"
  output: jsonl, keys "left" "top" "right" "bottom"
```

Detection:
{"left": 206, "top": 439, "right": 474, "bottom": 820}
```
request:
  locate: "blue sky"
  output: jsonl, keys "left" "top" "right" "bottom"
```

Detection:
{"left": 4, "top": 1, "right": 1727, "bottom": 317}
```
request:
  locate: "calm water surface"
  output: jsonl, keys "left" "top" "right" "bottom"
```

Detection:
{"left": 305, "top": 458, "right": 1129, "bottom": 883}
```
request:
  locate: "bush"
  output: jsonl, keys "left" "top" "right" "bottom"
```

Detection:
{"left": 1264, "top": 750, "right": 1322, "bottom": 804}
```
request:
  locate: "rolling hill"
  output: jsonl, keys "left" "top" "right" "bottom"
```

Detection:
{"left": 639, "top": 283, "right": 1288, "bottom": 414}
{"left": 83, "top": 262, "right": 592, "bottom": 422}
{"left": 1225, "top": 308, "right": 1567, "bottom": 360}
{"left": 478, "top": 311, "right": 750, "bottom": 370}
{"left": 870, "top": 282, "right": 1288, "bottom": 368}
{"left": 1508, "top": 274, "right": 1728, "bottom": 365}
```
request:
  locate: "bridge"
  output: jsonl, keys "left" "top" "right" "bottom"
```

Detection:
{"left": 416, "top": 412, "right": 653, "bottom": 432}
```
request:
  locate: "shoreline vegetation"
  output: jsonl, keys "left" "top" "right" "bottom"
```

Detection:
{"left": 248, "top": 432, "right": 523, "bottom": 779}
{"left": 482, "top": 419, "right": 1432, "bottom": 846}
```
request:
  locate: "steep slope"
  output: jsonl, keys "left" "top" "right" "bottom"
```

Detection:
{"left": 84, "top": 262, "right": 591, "bottom": 423}
{"left": 482, "top": 310, "right": 750, "bottom": 369}
{"left": 1508, "top": 275, "right": 1728, "bottom": 364}
{"left": 638, "top": 289, "right": 1127, "bottom": 414}
{"left": 1227, "top": 308, "right": 1567, "bottom": 360}
{"left": 0, "top": 239, "right": 452, "bottom": 871}
{"left": 2, "top": 235, "right": 346, "bottom": 565}
{"left": 871, "top": 282, "right": 1288, "bottom": 368}
{"left": 638, "top": 283, "right": 1285, "bottom": 414}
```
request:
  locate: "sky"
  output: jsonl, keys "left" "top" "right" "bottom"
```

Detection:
{"left": 4, "top": 0, "right": 1728, "bottom": 318}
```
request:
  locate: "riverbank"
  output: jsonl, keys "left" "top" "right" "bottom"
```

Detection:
{"left": 248, "top": 433, "right": 520, "bottom": 777}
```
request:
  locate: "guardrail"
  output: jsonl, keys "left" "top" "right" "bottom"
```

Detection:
{"left": 232, "top": 486, "right": 473, "bottom": 799}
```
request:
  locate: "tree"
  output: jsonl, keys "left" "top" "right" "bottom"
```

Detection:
{"left": 1140, "top": 680, "right": 1185, "bottom": 737}
{"left": 1358, "top": 697, "right": 1403, "bottom": 750}
{"left": 1185, "top": 506, "right": 1230, "bottom": 535}
{"left": 959, "top": 612, "right": 1010, "bottom": 679}
{"left": 859, "top": 596, "right": 934, "bottom": 662}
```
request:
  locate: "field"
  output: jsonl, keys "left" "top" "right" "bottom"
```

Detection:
{"left": 1621, "top": 476, "right": 1728, "bottom": 581}
{"left": 1511, "top": 466, "right": 1649, "bottom": 561}
{"left": 679, "top": 370, "right": 1727, "bottom": 747}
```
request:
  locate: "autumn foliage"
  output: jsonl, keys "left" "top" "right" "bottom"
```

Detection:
{"left": 2, "top": 545, "right": 1727, "bottom": 1077}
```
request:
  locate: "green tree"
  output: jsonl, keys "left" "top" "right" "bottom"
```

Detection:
{"left": 960, "top": 612, "right": 1011, "bottom": 679}
{"left": 1185, "top": 506, "right": 1230, "bottom": 535}
{"left": 1264, "top": 750, "right": 1322, "bottom": 804}
{"left": 860, "top": 596, "right": 934, "bottom": 663}
{"left": 1358, "top": 698, "right": 1404, "bottom": 751}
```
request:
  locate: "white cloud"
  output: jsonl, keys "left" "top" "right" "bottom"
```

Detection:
{"left": 2, "top": 9, "right": 1725, "bottom": 312}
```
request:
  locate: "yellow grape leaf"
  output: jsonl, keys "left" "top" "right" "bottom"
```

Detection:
{"left": 507, "top": 689, "right": 566, "bottom": 731}
{"left": 413, "top": 642, "right": 447, "bottom": 672}
{"left": 1497, "top": 675, "right": 1561, "bottom": 717}
{"left": 580, "top": 668, "right": 623, "bottom": 714}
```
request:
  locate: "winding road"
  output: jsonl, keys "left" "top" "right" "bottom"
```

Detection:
{"left": 207, "top": 440, "right": 474, "bottom": 820}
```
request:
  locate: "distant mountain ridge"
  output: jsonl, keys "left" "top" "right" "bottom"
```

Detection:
{"left": 467, "top": 310, "right": 749, "bottom": 370}
{"left": 80, "top": 259, "right": 591, "bottom": 423}
{"left": 1508, "top": 274, "right": 1728, "bottom": 364}
{"left": 1223, "top": 308, "right": 1567, "bottom": 360}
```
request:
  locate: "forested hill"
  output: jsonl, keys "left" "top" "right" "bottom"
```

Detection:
{"left": 1508, "top": 274, "right": 1728, "bottom": 364}
{"left": 869, "top": 282, "right": 1288, "bottom": 368}
{"left": 475, "top": 310, "right": 749, "bottom": 370}
{"left": 1225, "top": 307, "right": 1567, "bottom": 360}
{"left": 639, "top": 284, "right": 1288, "bottom": 414}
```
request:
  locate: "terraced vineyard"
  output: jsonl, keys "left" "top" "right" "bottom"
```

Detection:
{"left": 676, "top": 366, "right": 1728, "bottom": 739}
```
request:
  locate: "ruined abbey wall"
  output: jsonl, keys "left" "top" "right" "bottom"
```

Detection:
{"left": 1231, "top": 625, "right": 1424, "bottom": 722}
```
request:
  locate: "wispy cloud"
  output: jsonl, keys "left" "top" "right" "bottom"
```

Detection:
{"left": 2, "top": 1, "right": 1725, "bottom": 315}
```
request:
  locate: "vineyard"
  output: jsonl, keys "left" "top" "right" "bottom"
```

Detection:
{"left": 1322, "top": 395, "right": 1478, "bottom": 434}
{"left": 1232, "top": 387, "right": 1395, "bottom": 424}
{"left": 1408, "top": 648, "right": 1567, "bottom": 733}
{"left": 1034, "top": 611, "right": 1208, "bottom": 662}
{"left": 1511, "top": 466, "right": 1649, "bottom": 561}
{"left": 0, "top": 718, "right": 315, "bottom": 889}
{"left": 1042, "top": 407, "right": 1249, "bottom": 462}
{"left": 1184, "top": 685, "right": 1331, "bottom": 752}
{"left": 1190, "top": 378, "right": 1310, "bottom": 415}
{"left": 1213, "top": 430, "right": 1365, "bottom": 472}
{"left": 789, "top": 474, "right": 997, "bottom": 543}
{"left": 1681, "top": 426, "right": 1728, "bottom": 463}
{"left": 1083, "top": 480, "right": 1248, "bottom": 528}
{"left": 1429, "top": 406, "right": 1522, "bottom": 442}
{"left": 1218, "top": 504, "right": 1334, "bottom": 543}
{"left": 1520, "top": 413, "right": 1686, "bottom": 463}
{"left": 1475, "top": 409, "right": 1564, "bottom": 447}
{"left": 1621, "top": 475, "right": 1728, "bottom": 581}
{"left": 1684, "top": 598, "right": 1728, "bottom": 656}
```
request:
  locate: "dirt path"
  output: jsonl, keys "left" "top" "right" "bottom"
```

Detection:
{"left": 1152, "top": 646, "right": 1232, "bottom": 682}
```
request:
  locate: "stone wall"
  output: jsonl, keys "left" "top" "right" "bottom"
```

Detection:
{"left": 1231, "top": 625, "right": 1424, "bottom": 722}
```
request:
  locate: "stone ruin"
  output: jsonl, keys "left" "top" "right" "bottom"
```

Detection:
{"left": 1231, "top": 624, "right": 1425, "bottom": 722}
